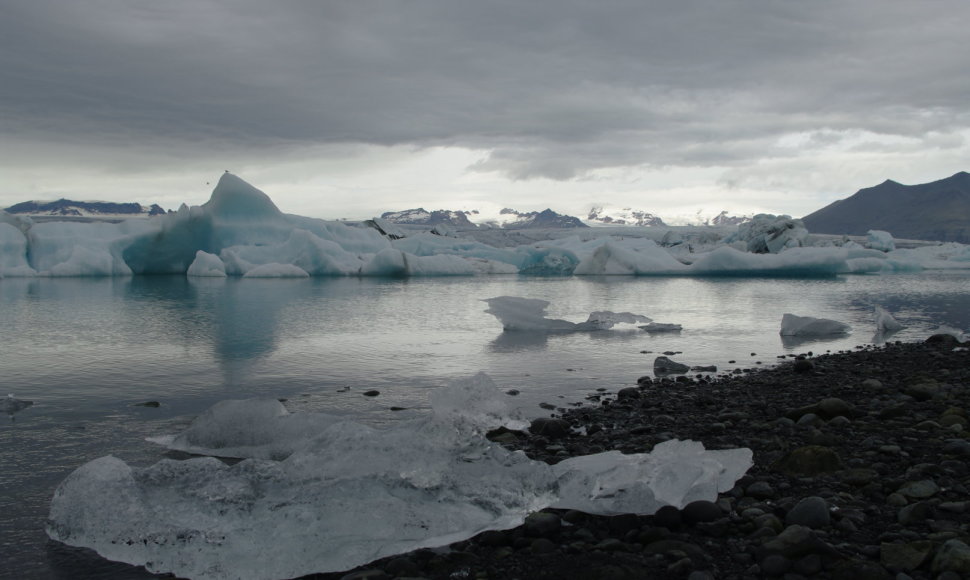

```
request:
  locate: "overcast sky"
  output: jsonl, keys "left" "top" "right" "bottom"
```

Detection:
{"left": 2, "top": 1, "right": 968, "bottom": 223}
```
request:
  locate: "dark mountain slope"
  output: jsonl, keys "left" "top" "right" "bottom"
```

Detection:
{"left": 801, "top": 172, "right": 970, "bottom": 242}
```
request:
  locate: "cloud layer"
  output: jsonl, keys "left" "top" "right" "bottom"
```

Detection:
{"left": 2, "top": 1, "right": 968, "bottom": 220}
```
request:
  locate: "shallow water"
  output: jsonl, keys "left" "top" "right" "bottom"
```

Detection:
{"left": 2, "top": 272, "right": 969, "bottom": 578}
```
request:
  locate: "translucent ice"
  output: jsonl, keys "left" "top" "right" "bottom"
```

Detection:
{"left": 482, "top": 296, "right": 651, "bottom": 331}
{"left": 865, "top": 230, "right": 896, "bottom": 252}
{"left": 780, "top": 313, "right": 851, "bottom": 336}
{"left": 48, "top": 373, "right": 752, "bottom": 580}
{"left": 874, "top": 306, "right": 904, "bottom": 333}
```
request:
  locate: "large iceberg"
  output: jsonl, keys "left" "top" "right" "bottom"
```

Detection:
{"left": 2, "top": 173, "right": 969, "bottom": 279}
{"left": 48, "top": 373, "right": 752, "bottom": 580}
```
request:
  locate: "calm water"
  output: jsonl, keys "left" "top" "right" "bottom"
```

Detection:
{"left": 2, "top": 273, "right": 969, "bottom": 578}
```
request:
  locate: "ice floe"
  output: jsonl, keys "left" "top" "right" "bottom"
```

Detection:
{"left": 48, "top": 373, "right": 752, "bottom": 580}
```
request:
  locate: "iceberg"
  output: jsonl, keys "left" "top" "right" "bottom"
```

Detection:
{"left": 866, "top": 230, "right": 895, "bottom": 252}
{"left": 2, "top": 172, "right": 968, "bottom": 279}
{"left": 780, "top": 313, "right": 851, "bottom": 336}
{"left": 482, "top": 296, "right": 651, "bottom": 331}
{"left": 48, "top": 373, "right": 752, "bottom": 580}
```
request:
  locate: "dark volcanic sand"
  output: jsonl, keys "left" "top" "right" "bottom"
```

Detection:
{"left": 314, "top": 336, "right": 970, "bottom": 580}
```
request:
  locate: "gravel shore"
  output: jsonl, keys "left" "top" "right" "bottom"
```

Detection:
{"left": 315, "top": 336, "right": 970, "bottom": 580}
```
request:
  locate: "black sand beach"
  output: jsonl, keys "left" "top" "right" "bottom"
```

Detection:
{"left": 314, "top": 336, "right": 970, "bottom": 580}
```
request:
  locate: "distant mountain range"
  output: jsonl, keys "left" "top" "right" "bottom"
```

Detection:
{"left": 801, "top": 171, "right": 970, "bottom": 243}
{"left": 379, "top": 208, "right": 477, "bottom": 228}
{"left": 4, "top": 199, "right": 167, "bottom": 218}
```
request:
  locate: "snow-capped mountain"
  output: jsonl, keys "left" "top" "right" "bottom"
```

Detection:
{"left": 586, "top": 206, "right": 666, "bottom": 227}
{"left": 493, "top": 208, "right": 588, "bottom": 229}
{"left": 707, "top": 210, "right": 753, "bottom": 226}
{"left": 379, "top": 208, "right": 476, "bottom": 228}
{"left": 4, "top": 199, "right": 167, "bottom": 219}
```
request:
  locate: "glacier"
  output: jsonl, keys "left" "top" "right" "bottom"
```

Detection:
{"left": 47, "top": 373, "right": 753, "bottom": 580}
{"left": 2, "top": 173, "right": 969, "bottom": 279}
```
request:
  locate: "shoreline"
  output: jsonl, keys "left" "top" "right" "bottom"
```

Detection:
{"left": 315, "top": 336, "right": 970, "bottom": 580}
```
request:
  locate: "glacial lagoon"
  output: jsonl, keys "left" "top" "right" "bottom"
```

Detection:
{"left": 2, "top": 272, "right": 970, "bottom": 577}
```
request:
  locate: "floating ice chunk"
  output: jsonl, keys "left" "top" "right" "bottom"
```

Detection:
{"left": 865, "top": 230, "right": 895, "bottom": 252}
{"left": 725, "top": 214, "right": 807, "bottom": 254}
{"left": 49, "top": 371, "right": 752, "bottom": 580}
{"left": 553, "top": 440, "right": 753, "bottom": 515}
{"left": 874, "top": 306, "right": 904, "bottom": 333}
{"left": 780, "top": 313, "right": 851, "bottom": 336}
{"left": 186, "top": 250, "right": 227, "bottom": 277}
{"left": 482, "top": 296, "right": 651, "bottom": 331}
{"left": 4, "top": 394, "right": 33, "bottom": 416}
{"left": 482, "top": 296, "right": 578, "bottom": 331}
{"left": 583, "top": 310, "right": 652, "bottom": 329}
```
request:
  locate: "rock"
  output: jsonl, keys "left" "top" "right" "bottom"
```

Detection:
{"left": 879, "top": 540, "right": 932, "bottom": 572}
{"left": 897, "top": 479, "right": 940, "bottom": 499}
{"left": 383, "top": 557, "right": 420, "bottom": 577}
{"left": 841, "top": 468, "right": 878, "bottom": 487}
{"left": 745, "top": 481, "right": 775, "bottom": 499}
{"left": 897, "top": 501, "right": 934, "bottom": 525}
{"left": 760, "top": 524, "right": 835, "bottom": 559}
{"left": 788, "top": 397, "right": 858, "bottom": 421}
{"left": 524, "top": 512, "right": 562, "bottom": 537}
{"left": 773, "top": 445, "right": 843, "bottom": 475}
{"left": 926, "top": 333, "right": 960, "bottom": 347}
{"left": 829, "top": 559, "right": 892, "bottom": 580}
{"left": 616, "top": 387, "right": 640, "bottom": 400}
{"left": 760, "top": 554, "right": 791, "bottom": 575}
{"left": 785, "top": 496, "right": 830, "bottom": 529}
{"left": 134, "top": 401, "right": 161, "bottom": 407}
{"left": 652, "top": 505, "right": 682, "bottom": 529}
{"left": 339, "top": 570, "right": 390, "bottom": 580}
{"left": 362, "top": 390, "right": 381, "bottom": 397}
{"left": 529, "top": 417, "right": 570, "bottom": 439}
{"left": 654, "top": 356, "right": 690, "bottom": 375}
{"left": 904, "top": 382, "right": 939, "bottom": 401}
{"left": 681, "top": 500, "right": 722, "bottom": 524}
{"left": 932, "top": 539, "right": 970, "bottom": 575}
{"left": 792, "top": 359, "right": 814, "bottom": 373}
{"left": 530, "top": 538, "right": 557, "bottom": 554}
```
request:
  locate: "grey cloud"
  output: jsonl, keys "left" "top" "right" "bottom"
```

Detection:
{"left": 2, "top": 0, "right": 969, "bottom": 182}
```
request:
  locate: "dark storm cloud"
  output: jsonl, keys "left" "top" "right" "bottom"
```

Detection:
{"left": 2, "top": 0, "right": 968, "bottom": 180}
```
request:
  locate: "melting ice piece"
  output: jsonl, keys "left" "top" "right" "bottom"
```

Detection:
{"left": 146, "top": 398, "right": 343, "bottom": 460}
{"left": 874, "top": 306, "right": 904, "bottom": 333}
{"left": 48, "top": 373, "right": 752, "bottom": 580}
{"left": 553, "top": 440, "right": 753, "bottom": 515}
{"left": 779, "top": 313, "right": 851, "bottom": 336}
{"left": 482, "top": 296, "right": 650, "bottom": 332}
